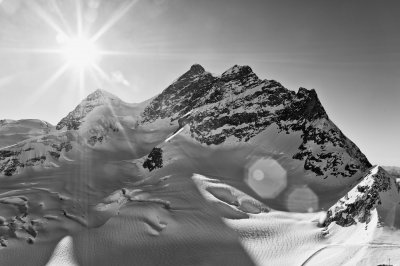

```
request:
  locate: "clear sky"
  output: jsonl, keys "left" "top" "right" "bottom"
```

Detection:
{"left": 0, "top": 0, "right": 399, "bottom": 166}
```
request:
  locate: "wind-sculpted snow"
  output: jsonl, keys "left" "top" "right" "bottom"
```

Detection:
{"left": 191, "top": 172, "right": 400, "bottom": 265}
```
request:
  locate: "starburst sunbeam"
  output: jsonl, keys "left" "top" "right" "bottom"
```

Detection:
{"left": 0, "top": 48, "right": 62, "bottom": 55}
{"left": 90, "top": 0, "right": 138, "bottom": 42}
{"left": 75, "top": 0, "right": 83, "bottom": 36}
{"left": 91, "top": 64, "right": 110, "bottom": 82}
{"left": 50, "top": 1, "right": 74, "bottom": 36}
{"left": 27, "top": 1, "right": 67, "bottom": 36}
{"left": 78, "top": 68, "right": 85, "bottom": 100}
{"left": 0, "top": 0, "right": 139, "bottom": 115}
{"left": 25, "top": 63, "right": 69, "bottom": 107}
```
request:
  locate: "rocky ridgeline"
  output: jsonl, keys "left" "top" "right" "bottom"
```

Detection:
{"left": 141, "top": 64, "right": 371, "bottom": 178}
{"left": 324, "top": 166, "right": 400, "bottom": 227}
{"left": 1, "top": 64, "right": 372, "bottom": 179}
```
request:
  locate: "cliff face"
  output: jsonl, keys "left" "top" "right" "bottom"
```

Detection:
{"left": 141, "top": 64, "right": 371, "bottom": 179}
{"left": 325, "top": 166, "right": 400, "bottom": 228}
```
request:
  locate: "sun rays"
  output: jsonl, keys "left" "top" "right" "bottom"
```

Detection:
{"left": 0, "top": 0, "right": 145, "bottom": 154}
{"left": 2, "top": 0, "right": 139, "bottom": 101}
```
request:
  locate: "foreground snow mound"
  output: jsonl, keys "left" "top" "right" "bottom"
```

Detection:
{"left": 192, "top": 173, "right": 400, "bottom": 266}
{"left": 192, "top": 174, "right": 270, "bottom": 219}
{"left": 325, "top": 166, "right": 400, "bottom": 228}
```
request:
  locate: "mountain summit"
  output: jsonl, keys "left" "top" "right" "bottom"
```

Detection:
{"left": 56, "top": 89, "right": 121, "bottom": 130}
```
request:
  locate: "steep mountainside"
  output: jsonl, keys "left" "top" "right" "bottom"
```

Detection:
{"left": 324, "top": 166, "right": 400, "bottom": 228}
{"left": 141, "top": 64, "right": 371, "bottom": 180}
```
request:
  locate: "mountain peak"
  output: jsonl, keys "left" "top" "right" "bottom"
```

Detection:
{"left": 221, "top": 65, "right": 255, "bottom": 81}
{"left": 176, "top": 64, "right": 206, "bottom": 81}
{"left": 86, "top": 89, "right": 120, "bottom": 102}
{"left": 56, "top": 89, "right": 120, "bottom": 130}
{"left": 189, "top": 64, "right": 205, "bottom": 74}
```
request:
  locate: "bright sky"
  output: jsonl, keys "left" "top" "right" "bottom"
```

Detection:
{"left": 0, "top": 0, "right": 399, "bottom": 166}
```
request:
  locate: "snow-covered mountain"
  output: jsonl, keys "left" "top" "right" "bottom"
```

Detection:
{"left": 0, "top": 89, "right": 150, "bottom": 176}
{"left": 0, "top": 65, "right": 373, "bottom": 209}
{"left": 0, "top": 64, "right": 398, "bottom": 266}
{"left": 141, "top": 64, "right": 371, "bottom": 180}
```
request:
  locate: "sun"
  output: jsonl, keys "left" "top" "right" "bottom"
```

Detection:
{"left": 5, "top": 0, "right": 139, "bottom": 98}
{"left": 58, "top": 35, "right": 100, "bottom": 69}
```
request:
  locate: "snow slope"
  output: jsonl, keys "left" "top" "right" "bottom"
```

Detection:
{"left": 191, "top": 172, "right": 400, "bottom": 266}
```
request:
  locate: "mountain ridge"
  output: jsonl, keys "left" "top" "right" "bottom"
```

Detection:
{"left": 324, "top": 165, "right": 400, "bottom": 228}
{"left": 140, "top": 64, "right": 371, "bottom": 180}
{"left": 0, "top": 64, "right": 371, "bottom": 189}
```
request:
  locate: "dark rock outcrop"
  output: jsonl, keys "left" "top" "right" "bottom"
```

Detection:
{"left": 143, "top": 147, "right": 163, "bottom": 172}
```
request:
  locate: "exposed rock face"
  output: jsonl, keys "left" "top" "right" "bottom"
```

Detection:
{"left": 141, "top": 64, "right": 217, "bottom": 123}
{"left": 56, "top": 89, "right": 120, "bottom": 131}
{"left": 143, "top": 147, "right": 163, "bottom": 172}
{"left": 0, "top": 135, "right": 73, "bottom": 176}
{"left": 324, "top": 166, "right": 400, "bottom": 227}
{"left": 141, "top": 64, "right": 371, "bottom": 179}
